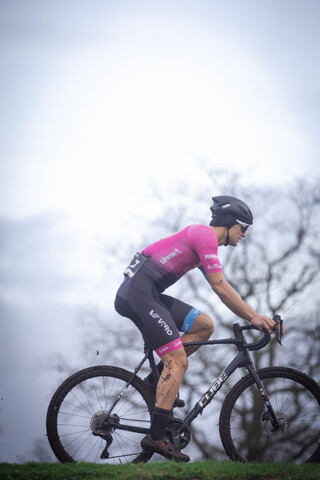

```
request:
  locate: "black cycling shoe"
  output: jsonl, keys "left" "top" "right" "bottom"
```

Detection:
{"left": 141, "top": 434, "right": 190, "bottom": 462}
{"left": 143, "top": 377, "right": 185, "bottom": 408}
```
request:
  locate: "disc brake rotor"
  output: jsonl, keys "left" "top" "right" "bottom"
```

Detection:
{"left": 263, "top": 411, "right": 289, "bottom": 438}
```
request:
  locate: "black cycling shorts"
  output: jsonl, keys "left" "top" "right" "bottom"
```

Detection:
{"left": 114, "top": 259, "right": 202, "bottom": 357}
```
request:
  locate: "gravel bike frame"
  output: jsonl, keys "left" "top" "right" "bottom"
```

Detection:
{"left": 105, "top": 316, "right": 284, "bottom": 435}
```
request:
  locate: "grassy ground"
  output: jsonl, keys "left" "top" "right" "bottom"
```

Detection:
{"left": 1, "top": 461, "right": 320, "bottom": 480}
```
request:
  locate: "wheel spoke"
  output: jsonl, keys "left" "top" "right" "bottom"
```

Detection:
{"left": 47, "top": 367, "right": 153, "bottom": 464}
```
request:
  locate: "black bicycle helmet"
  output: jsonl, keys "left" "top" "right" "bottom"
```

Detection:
{"left": 210, "top": 195, "right": 253, "bottom": 246}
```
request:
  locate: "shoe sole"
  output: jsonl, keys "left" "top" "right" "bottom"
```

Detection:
{"left": 141, "top": 441, "right": 189, "bottom": 462}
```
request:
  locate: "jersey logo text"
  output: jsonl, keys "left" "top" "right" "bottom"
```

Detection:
{"left": 159, "top": 248, "right": 182, "bottom": 265}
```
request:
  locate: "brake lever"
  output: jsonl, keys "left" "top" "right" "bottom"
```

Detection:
{"left": 273, "top": 314, "right": 284, "bottom": 346}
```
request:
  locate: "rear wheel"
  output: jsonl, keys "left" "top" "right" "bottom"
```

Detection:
{"left": 219, "top": 367, "right": 320, "bottom": 463}
{"left": 46, "top": 366, "right": 154, "bottom": 464}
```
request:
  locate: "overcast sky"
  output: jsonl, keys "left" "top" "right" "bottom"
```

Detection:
{"left": 0, "top": 0, "right": 319, "bottom": 462}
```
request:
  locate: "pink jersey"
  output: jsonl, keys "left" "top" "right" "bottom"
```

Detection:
{"left": 142, "top": 225, "right": 222, "bottom": 283}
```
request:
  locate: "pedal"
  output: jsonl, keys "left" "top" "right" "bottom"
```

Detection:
{"left": 171, "top": 435, "right": 182, "bottom": 450}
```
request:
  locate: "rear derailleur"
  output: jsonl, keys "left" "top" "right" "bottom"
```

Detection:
{"left": 90, "top": 411, "right": 120, "bottom": 459}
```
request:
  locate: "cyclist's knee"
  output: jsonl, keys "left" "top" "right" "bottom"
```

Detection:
{"left": 162, "top": 348, "right": 188, "bottom": 373}
{"left": 192, "top": 313, "right": 214, "bottom": 337}
{"left": 206, "top": 315, "right": 215, "bottom": 336}
{"left": 178, "top": 352, "right": 189, "bottom": 373}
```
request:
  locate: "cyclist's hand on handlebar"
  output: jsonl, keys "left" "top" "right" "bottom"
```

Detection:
{"left": 251, "top": 315, "right": 276, "bottom": 334}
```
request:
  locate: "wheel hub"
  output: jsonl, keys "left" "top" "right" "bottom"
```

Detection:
{"left": 90, "top": 411, "right": 119, "bottom": 436}
{"left": 263, "top": 411, "right": 289, "bottom": 438}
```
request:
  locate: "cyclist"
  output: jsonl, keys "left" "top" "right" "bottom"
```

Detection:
{"left": 114, "top": 195, "right": 276, "bottom": 462}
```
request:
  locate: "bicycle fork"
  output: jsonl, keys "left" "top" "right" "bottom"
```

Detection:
{"left": 184, "top": 346, "right": 283, "bottom": 432}
{"left": 246, "top": 364, "right": 284, "bottom": 431}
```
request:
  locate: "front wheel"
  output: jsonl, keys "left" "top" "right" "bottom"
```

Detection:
{"left": 46, "top": 366, "right": 154, "bottom": 464}
{"left": 219, "top": 367, "right": 320, "bottom": 463}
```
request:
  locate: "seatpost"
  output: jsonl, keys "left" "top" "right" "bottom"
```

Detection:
{"left": 144, "top": 341, "right": 159, "bottom": 385}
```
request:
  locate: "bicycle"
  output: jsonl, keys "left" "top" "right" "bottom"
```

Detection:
{"left": 46, "top": 315, "right": 320, "bottom": 464}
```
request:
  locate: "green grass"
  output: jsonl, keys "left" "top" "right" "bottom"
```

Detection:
{"left": 1, "top": 461, "right": 320, "bottom": 480}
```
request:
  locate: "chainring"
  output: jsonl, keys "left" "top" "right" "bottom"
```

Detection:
{"left": 166, "top": 418, "right": 192, "bottom": 449}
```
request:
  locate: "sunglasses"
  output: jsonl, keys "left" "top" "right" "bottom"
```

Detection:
{"left": 236, "top": 219, "right": 250, "bottom": 233}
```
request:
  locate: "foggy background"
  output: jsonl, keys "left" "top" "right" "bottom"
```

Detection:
{"left": 1, "top": 0, "right": 319, "bottom": 463}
